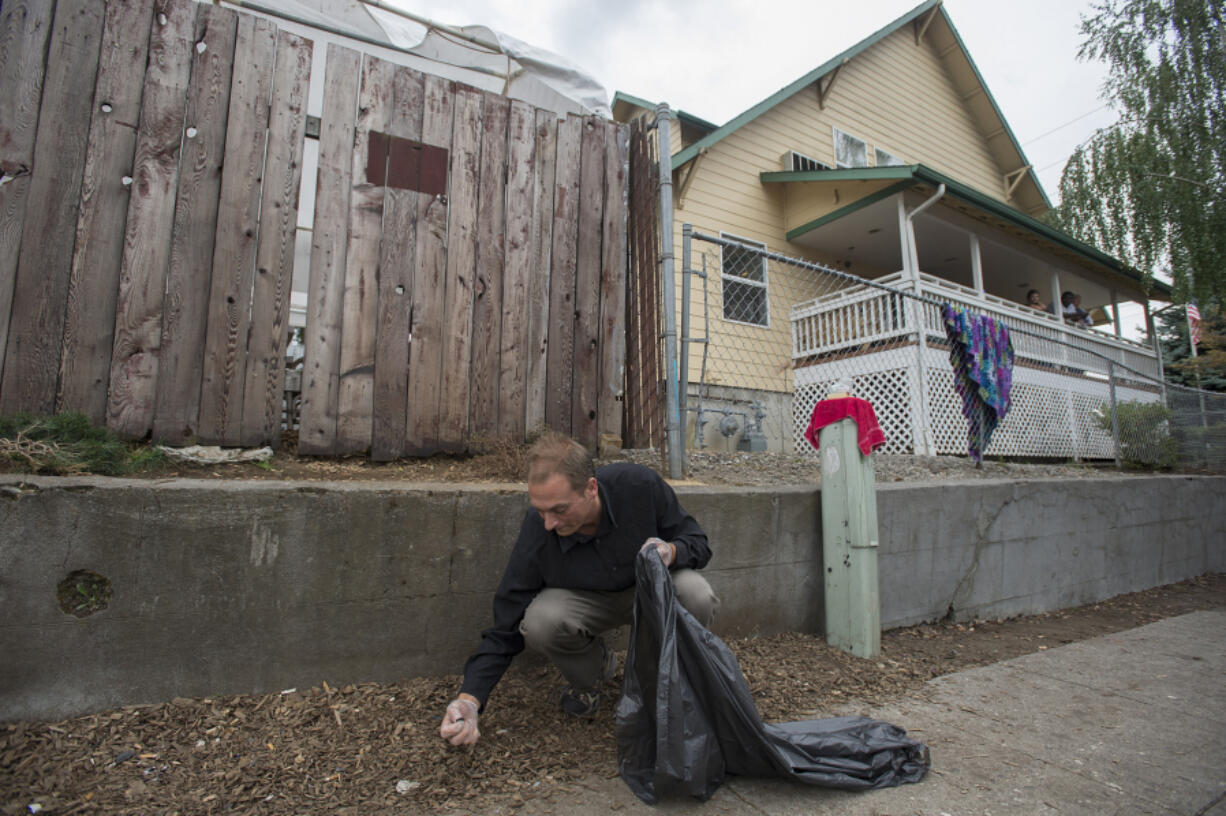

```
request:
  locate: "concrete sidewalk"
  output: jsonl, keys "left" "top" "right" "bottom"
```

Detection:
{"left": 511, "top": 610, "right": 1226, "bottom": 816}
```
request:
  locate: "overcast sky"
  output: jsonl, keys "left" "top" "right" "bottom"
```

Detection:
{"left": 402, "top": 0, "right": 1117, "bottom": 205}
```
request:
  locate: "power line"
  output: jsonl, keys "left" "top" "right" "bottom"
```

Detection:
{"left": 1021, "top": 104, "right": 1112, "bottom": 146}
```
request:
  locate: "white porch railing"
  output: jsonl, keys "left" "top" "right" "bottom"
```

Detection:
{"left": 792, "top": 272, "right": 1160, "bottom": 380}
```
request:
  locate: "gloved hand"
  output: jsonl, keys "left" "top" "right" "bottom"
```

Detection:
{"left": 439, "top": 696, "right": 480, "bottom": 746}
{"left": 641, "top": 536, "right": 676, "bottom": 567}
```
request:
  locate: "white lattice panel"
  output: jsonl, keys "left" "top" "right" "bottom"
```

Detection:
{"left": 793, "top": 349, "right": 918, "bottom": 456}
{"left": 791, "top": 346, "right": 1163, "bottom": 461}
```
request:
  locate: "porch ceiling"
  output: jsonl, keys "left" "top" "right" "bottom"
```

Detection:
{"left": 786, "top": 188, "right": 1057, "bottom": 302}
{"left": 765, "top": 168, "right": 1173, "bottom": 311}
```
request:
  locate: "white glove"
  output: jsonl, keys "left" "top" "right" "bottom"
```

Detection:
{"left": 439, "top": 697, "right": 480, "bottom": 746}
{"left": 641, "top": 537, "right": 676, "bottom": 567}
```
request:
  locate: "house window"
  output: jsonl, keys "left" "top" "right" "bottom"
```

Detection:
{"left": 875, "top": 147, "right": 905, "bottom": 167}
{"left": 721, "top": 234, "right": 769, "bottom": 327}
{"left": 833, "top": 127, "right": 868, "bottom": 168}
{"left": 789, "top": 150, "right": 831, "bottom": 172}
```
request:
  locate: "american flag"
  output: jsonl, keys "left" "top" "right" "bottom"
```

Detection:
{"left": 1187, "top": 302, "right": 1202, "bottom": 346}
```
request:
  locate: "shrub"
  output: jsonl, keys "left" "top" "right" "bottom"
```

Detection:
{"left": 1094, "top": 400, "right": 1178, "bottom": 468}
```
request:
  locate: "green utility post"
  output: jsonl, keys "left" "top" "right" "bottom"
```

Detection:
{"left": 818, "top": 388, "right": 881, "bottom": 659}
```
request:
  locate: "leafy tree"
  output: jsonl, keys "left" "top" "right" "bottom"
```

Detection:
{"left": 1054, "top": 0, "right": 1226, "bottom": 306}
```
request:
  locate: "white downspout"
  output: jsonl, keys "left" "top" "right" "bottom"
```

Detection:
{"left": 904, "top": 184, "right": 944, "bottom": 456}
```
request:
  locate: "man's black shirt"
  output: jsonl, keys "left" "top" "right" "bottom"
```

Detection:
{"left": 458, "top": 462, "right": 710, "bottom": 706}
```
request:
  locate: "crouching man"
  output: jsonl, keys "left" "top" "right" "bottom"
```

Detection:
{"left": 439, "top": 431, "right": 719, "bottom": 746}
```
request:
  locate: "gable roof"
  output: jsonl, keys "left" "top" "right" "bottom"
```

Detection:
{"left": 671, "top": 0, "right": 1051, "bottom": 213}
{"left": 611, "top": 91, "right": 718, "bottom": 133}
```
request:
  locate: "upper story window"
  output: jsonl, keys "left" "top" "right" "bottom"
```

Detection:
{"left": 833, "top": 127, "right": 868, "bottom": 169}
{"left": 788, "top": 150, "right": 832, "bottom": 172}
{"left": 875, "top": 147, "right": 906, "bottom": 167}
{"left": 720, "top": 233, "right": 769, "bottom": 327}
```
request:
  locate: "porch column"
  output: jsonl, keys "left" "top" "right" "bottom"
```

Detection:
{"left": 970, "top": 233, "right": 983, "bottom": 294}
{"left": 1145, "top": 299, "right": 1169, "bottom": 404}
{"left": 1048, "top": 269, "right": 1062, "bottom": 318}
{"left": 897, "top": 195, "right": 915, "bottom": 282}
{"left": 1110, "top": 290, "right": 1122, "bottom": 338}
{"left": 898, "top": 194, "right": 934, "bottom": 455}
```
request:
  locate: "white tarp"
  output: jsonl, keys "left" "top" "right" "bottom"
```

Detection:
{"left": 219, "top": 0, "right": 610, "bottom": 118}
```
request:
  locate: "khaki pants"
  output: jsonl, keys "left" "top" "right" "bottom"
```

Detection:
{"left": 519, "top": 570, "right": 718, "bottom": 692}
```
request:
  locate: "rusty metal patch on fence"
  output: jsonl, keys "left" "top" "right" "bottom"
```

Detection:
{"left": 366, "top": 131, "right": 447, "bottom": 195}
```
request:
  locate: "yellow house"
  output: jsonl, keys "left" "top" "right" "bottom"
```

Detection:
{"left": 613, "top": 0, "right": 1171, "bottom": 459}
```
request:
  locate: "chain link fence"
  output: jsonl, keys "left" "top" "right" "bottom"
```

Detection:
{"left": 676, "top": 227, "right": 1225, "bottom": 472}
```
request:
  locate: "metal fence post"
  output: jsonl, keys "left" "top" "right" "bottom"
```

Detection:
{"left": 655, "top": 104, "right": 683, "bottom": 478}
{"left": 1108, "top": 361, "right": 1122, "bottom": 469}
{"left": 680, "top": 224, "right": 692, "bottom": 453}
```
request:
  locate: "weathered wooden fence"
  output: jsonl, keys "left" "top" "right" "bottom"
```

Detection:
{"left": 299, "top": 43, "right": 628, "bottom": 457}
{"left": 624, "top": 115, "right": 664, "bottom": 450}
{"left": 0, "top": 0, "right": 630, "bottom": 457}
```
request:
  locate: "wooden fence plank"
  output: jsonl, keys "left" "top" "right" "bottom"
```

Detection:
{"left": 196, "top": 13, "right": 276, "bottom": 445}
{"left": 106, "top": 0, "right": 197, "bottom": 440}
{"left": 640, "top": 124, "right": 663, "bottom": 450}
{"left": 598, "top": 121, "right": 629, "bottom": 450}
{"left": 436, "top": 87, "right": 482, "bottom": 452}
{"left": 545, "top": 114, "right": 580, "bottom": 433}
{"left": 239, "top": 28, "right": 312, "bottom": 447}
{"left": 150, "top": 3, "right": 237, "bottom": 443}
{"left": 106, "top": 0, "right": 196, "bottom": 440}
{"left": 56, "top": 0, "right": 155, "bottom": 424}
{"left": 298, "top": 43, "right": 359, "bottom": 455}
{"left": 0, "top": 0, "right": 104, "bottom": 416}
{"left": 624, "top": 121, "right": 644, "bottom": 446}
{"left": 523, "top": 108, "right": 556, "bottom": 436}
{"left": 405, "top": 73, "right": 454, "bottom": 455}
{"left": 0, "top": 0, "right": 55, "bottom": 396}
{"left": 370, "top": 64, "right": 423, "bottom": 460}
{"left": 625, "top": 116, "right": 661, "bottom": 448}
{"left": 570, "top": 116, "right": 606, "bottom": 449}
{"left": 334, "top": 54, "right": 394, "bottom": 454}
{"left": 497, "top": 99, "right": 535, "bottom": 441}
{"left": 468, "top": 93, "right": 508, "bottom": 441}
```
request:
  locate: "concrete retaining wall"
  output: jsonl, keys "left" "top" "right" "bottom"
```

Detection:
{"left": 1, "top": 474, "right": 1223, "bottom": 722}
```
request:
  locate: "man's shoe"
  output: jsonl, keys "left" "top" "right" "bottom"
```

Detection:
{"left": 557, "top": 640, "right": 618, "bottom": 718}
{"left": 557, "top": 686, "right": 602, "bottom": 718}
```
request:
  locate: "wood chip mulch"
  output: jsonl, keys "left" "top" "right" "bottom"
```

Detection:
{"left": 3, "top": 574, "right": 1222, "bottom": 815}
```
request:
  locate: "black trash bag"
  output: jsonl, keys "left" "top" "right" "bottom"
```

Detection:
{"left": 615, "top": 548, "right": 930, "bottom": 804}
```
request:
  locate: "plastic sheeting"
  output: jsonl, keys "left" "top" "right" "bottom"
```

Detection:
{"left": 213, "top": 0, "right": 611, "bottom": 118}
{"left": 402, "top": 24, "right": 612, "bottom": 118}
{"left": 616, "top": 549, "right": 930, "bottom": 804}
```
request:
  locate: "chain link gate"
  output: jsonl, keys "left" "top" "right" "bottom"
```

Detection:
{"left": 679, "top": 227, "right": 1226, "bottom": 472}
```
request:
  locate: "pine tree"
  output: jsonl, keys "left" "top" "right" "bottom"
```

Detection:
{"left": 1157, "top": 305, "right": 1226, "bottom": 391}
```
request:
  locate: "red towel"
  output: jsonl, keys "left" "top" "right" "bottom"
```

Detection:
{"left": 804, "top": 397, "right": 886, "bottom": 456}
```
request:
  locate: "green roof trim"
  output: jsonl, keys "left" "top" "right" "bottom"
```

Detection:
{"left": 763, "top": 167, "right": 916, "bottom": 184}
{"left": 677, "top": 110, "right": 719, "bottom": 133}
{"left": 761, "top": 165, "right": 1171, "bottom": 295}
{"left": 611, "top": 90, "right": 718, "bottom": 132}
{"left": 672, "top": 0, "right": 942, "bottom": 168}
{"left": 611, "top": 90, "right": 656, "bottom": 112}
{"left": 783, "top": 180, "right": 913, "bottom": 241}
